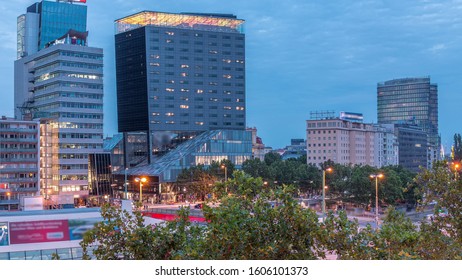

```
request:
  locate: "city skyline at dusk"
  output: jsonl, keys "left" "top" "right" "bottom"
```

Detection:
{"left": 0, "top": 0, "right": 461, "bottom": 149}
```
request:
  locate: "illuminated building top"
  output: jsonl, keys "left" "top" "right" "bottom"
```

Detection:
{"left": 115, "top": 11, "right": 244, "bottom": 34}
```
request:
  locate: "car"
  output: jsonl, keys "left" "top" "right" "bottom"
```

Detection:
{"left": 194, "top": 203, "right": 203, "bottom": 209}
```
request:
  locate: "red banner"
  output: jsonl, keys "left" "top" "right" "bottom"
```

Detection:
{"left": 9, "top": 220, "right": 70, "bottom": 244}
{"left": 0, "top": 183, "right": 8, "bottom": 189}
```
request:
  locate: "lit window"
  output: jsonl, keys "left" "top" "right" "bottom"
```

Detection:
{"left": 195, "top": 122, "right": 204, "bottom": 125}
{"left": 165, "top": 113, "right": 175, "bottom": 116}
{"left": 196, "top": 89, "right": 204, "bottom": 94}
{"left": 180, "top": 105, "right": 189, "bottom": 109}
{"left": 166, "top": 88, "right": 174, "bottom": 92}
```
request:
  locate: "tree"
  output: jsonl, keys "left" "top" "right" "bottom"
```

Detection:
{"left": 81, "top": 204, "right": 206, "bottom": 260}
{"left": 176, "top": 165, "right": 216, "bottom": 201}
{"left": 242, "top": 158, "right": 270, "bottom": 180}
{"left": 209, "top": 159, "right": 235, "bottom": 181}
{"left": 415, "top": 160, "right": 462, "bottom": 247}
{"left": 264, "top": 152, "right": 281, "bottom": 166}
{"left": 201, "top": 183, "right": 323, "bottom": 259}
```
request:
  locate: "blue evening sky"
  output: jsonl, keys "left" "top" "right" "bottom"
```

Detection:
{"left": 0, "top": 0, "right": 461, "bottom": 150}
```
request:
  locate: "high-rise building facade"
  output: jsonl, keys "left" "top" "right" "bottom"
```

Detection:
{"left": 0, "top": 118, "right": 40, "bottom": 210}
{"left": 14, "top": 0, "right": 103, "bottom": 203}
{"left": 115, "top": 12, "right": 246, "bottom": 160}
{"left": 113, "top": 11, "right": 251, "bottom": 191}
{"left": 377, "top": 77, "right": 439, "bottom": 167}
{"left": 17, "top": 0, "right": 87, "bottom": 59}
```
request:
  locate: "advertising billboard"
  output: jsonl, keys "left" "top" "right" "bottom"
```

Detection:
{"left": 9, "top": 220, "right": 70, "bottom": 244}
{"left": 68, "top": 217, "right": 101, "bottom": 240}
{"left": 0, "top": 223, "right": 8, "bottom": 246}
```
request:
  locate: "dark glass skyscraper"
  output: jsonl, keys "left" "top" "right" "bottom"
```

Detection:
{"left": 377, "top": 77, "right": 439, "bottom": 166}
{"left": 115, "top": 11, "right": 246, "bottom": 160}
{"left": 115, "top": 12, "right": 245, "bottom": 132}
{"left": 113, "top": 11, "right": 251, "bottom": 185}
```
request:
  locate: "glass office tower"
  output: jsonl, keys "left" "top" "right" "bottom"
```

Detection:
{"left": 377, "top": 77, "right": 439, "bottom": 167}
{"left": 115, "top": 11, "right": 248, "bottom": 162}
{"left": 114, "top": 11, "right": 251, "bottom": 183}
{"left": 17, "top": 0, "right": 87, "bottom": 58}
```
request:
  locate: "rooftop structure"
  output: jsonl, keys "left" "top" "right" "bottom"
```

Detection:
{"left": 115, "top": 11, "right": 244, "bottom": 35}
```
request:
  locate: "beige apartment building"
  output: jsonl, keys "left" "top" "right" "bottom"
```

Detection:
{"left": 306, "top": 116, "right": 376, "bottom": 166}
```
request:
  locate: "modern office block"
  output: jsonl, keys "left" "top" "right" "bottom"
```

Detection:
{"left": 377, "top": 77, "right": 439, "bottom": 167}
{"left": 115, "top": 11, "right": 246, "bottom": 162}
{"left": 15, "top": 42, "right": 104, "bottom": 201}
{"left": 394, "top": 124, "right": 428, "bottom": 173}
{"left": 0, "top": 118, "right": 40, "bottom": 210}
{"left": 14, "top": 0, "right": 103, "bottom": 204}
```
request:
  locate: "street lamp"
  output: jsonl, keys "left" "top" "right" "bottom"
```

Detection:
{"left": 370, "top": 173, "right": 384, "bottom": 227}
{"left": 134, "top": 177, "right": 147, "bottom": 207}
{"left": 124, "top": 167, "right": 128, "bottom": 199}
{"left": 322, "top": 167, "right": 333, "bottom": 220}
{"left": 452, "top": 162, "right": 460, "bottom": 180}
{"left": 221, "top": 164, "right": 228, "bottom": 182}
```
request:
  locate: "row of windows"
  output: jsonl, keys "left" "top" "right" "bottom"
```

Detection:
{"left": 59, "top": 133, "right": 102, "bottom": 139}
{"left": 35, "top": 82, "right": 103, "bottom": 92}
{"left": 59, "top": 144, "right": 102, "bottom": 149}
{"left": 60, "top": 112, "right": 103, "bottom": 119}
{"left": 34, "top": 92, "right": 103, "bottom": 103}
{"left": 0, "top": 133, "right": 36, "bottom": 139}
{"left": 150, "top": 120, "right": 244, "bottom": 126}
{"left": 59, "top": 164, "right": 88, "bottom": 170}
{"left": 151, "top": 82, "right": 244, "bottom": 89}
{"left": 0, "top": 163, "right": 37, "bottom": 169}
{"left": 152, "top": 112, "right": 245, "bottom": 118}
{"left": 151, "top": 104, "right": 244, "bottom": 110}
{"left": 150, "top": 29, "right": 244, "bottom": 41}
{"left": 58, "top": 154, "right": 89, "bottom": 159}
{"left": 0, "top": 153, "right": 37, "bottom": 159}
{"left": 57, "top": 123, "right": 102, "bottom": 129}
{"left": 150, "top": 55, "right": 245, "bottom": 65}
{"left": 308, "top": 143, "right": 337, "bottom": 147}
{"left": 152, "top": 96, "right": 243, "bottom": 102}
{"left": 60, "top": 51, "right": 103, "bottom": 60}
{"left": 0, "top": 144, "right": 37, "bottom": 149}
{"left": 59, "top": 175, "right": 88, "bottom": 181}
{"left": 0, "top": 124, "right": 36, "bottom": 130}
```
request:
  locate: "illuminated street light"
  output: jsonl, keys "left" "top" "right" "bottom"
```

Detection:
{"left": 221, "top": 164, "right": 228, "bottom": 182}
{"left": 452, "top": 162, "right": 460, "bottom": 180}
{"left": 322, "top": 167, "right": 333, "bottom": 221}
{"left": 135, "top": 177, "right": 147, "bottom": 207}
{"left": 370, "top": 173, "right": 384, "bottom": 227}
